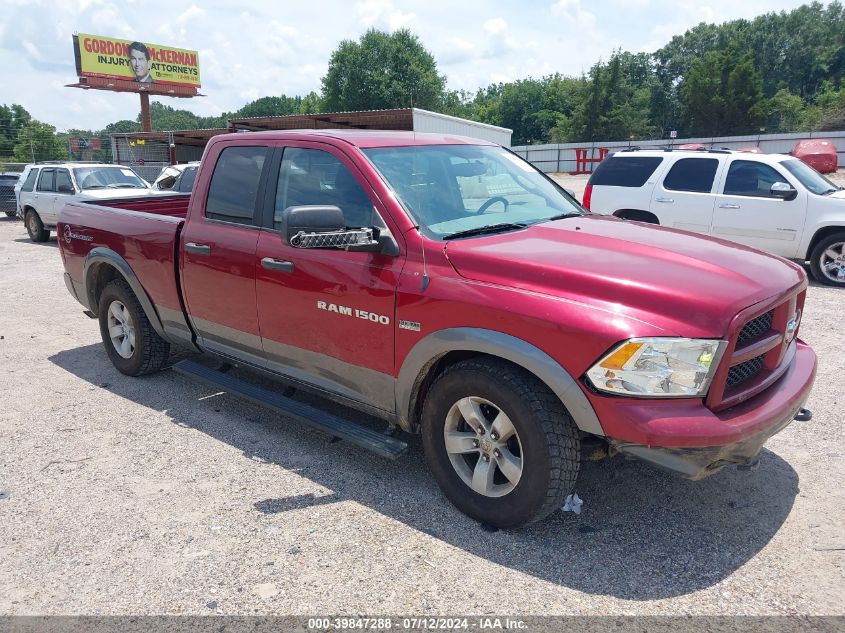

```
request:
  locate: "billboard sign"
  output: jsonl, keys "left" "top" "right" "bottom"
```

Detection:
{"left": 74, "top": 33, "right": 201, "bottom": 88}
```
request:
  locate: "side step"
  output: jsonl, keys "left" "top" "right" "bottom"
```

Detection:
{"left": 172, "top": 359, "right": 408, "bottom": 460}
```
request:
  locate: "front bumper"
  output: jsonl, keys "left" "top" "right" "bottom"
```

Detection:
{"left": 594, "top": 340, "right": 816, "bottom": 479}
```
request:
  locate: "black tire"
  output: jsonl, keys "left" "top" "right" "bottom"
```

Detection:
{"left": 421, "top": 359, "right": 580, "bottom": 529}
{"left": 25, "top": 209, "right": 49, "bottom": 242}
{"left": 98, "top": 279, "right": 170, "bottom": 376}
{"left": 809, "top": 232, "right": 845, "bottom": 287}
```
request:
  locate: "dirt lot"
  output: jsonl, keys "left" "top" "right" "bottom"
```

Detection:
{"left": 0, "top": 216, "right": 843, "bottom": 618}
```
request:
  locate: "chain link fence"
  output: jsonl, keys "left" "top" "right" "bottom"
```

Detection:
{"left": 111, "top": 133, "right": 174, "bottom": 184}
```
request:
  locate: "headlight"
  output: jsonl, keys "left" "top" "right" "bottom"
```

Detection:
{"left": 586, "top": 338, "right": 727, "bottom": 398}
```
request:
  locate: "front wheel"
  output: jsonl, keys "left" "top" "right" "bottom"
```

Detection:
{"left": 25, "top": 210, "right": 49, "bottom": 242}
{"left": 98, "top": 279, "right": 170, "bottom": 376}
{"left": 421, "top": 359, "right": 580, "bottom": 529}
{"left": 810, "top": 233, "right": 845, "bottom": 287}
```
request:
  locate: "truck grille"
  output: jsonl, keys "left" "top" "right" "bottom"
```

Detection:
{"left": 737, "top": 310, "right": 773, "bottom": 346}
{"left": 706, "top": 289, "right": 804, "bottom": 411}
{"left": 726, "top": 356, "right": 764, "bottom": 390}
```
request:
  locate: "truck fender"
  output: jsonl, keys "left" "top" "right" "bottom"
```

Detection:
{"left": 82, "top": 247, "right": 167, "bottom": 340}
{"left": 396, "top": 327, "right": 604, "bottom": 437}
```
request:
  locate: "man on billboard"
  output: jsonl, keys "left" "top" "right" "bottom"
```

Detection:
{"left": 128, "top": 42, "right": 153, "bottom": 83}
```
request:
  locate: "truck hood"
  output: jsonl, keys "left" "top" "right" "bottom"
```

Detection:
{"left": 79, "top": 188, "right": 152, "bottom": 199}
{"left": 826, "top": 189, "right": 845, "bottom": 200}
{"left": 443, "top": 215, "right": 805, "bottom": 336}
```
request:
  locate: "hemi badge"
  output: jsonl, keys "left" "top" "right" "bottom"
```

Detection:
{"left": 399, "top": 320, "right": 421, "bottom": 332}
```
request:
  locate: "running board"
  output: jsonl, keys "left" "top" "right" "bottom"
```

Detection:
{"left": 172, "top": 359, "right": 408, "bottom": 460}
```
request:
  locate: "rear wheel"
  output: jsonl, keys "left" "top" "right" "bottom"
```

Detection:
{"left": 25, "top": 210, "right": 49, "bottom": 242}
{"left": 98, "top": 279, "right": 170, "bottom": 376}
{"left": 421, "top": 359, "right": 580, "bottom": 529}
{"left": 809, "top": 233, "right": 845, "bottom": 287}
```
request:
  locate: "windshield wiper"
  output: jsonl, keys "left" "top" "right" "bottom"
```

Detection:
{"left": 442, "top": 222, "right": 527, "bottom": 240}
{"left": 545, "top": 212, "right": 585, "bottom": 221}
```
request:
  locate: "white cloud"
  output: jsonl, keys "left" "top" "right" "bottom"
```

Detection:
{"left": 483, "top": 18, "right": 507, "bottom": 34}
{"left": 357, "top": 0, "right": 416, "bottom": 30}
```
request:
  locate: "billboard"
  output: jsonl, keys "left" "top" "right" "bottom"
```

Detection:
{"left": 74, "top": 33, "right": 201, "bottom": 88}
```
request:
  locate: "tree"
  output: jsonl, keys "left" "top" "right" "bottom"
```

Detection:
{"left": 321, "top": 29, "right": 445, "bottom": 112}
{"left": 0, "top": 104, "right": 31, "bottom": 158}
{"left": 13, "top": 121, "right": 68, "bottom": 162}
{"left": 680, "top": 46, "right": 765, "bottom": 136}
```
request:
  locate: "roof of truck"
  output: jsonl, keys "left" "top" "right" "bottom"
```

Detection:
{"left": 210, "top": 129, "right": 498, "bottom": 149}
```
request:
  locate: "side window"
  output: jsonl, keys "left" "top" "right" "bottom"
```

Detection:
{"left": 588, "top": 157, "right": 664, "bottom": 187}
{"left": 274, "top": 147, "right": 376, "bottom": 230}
{"left": 205, "top": 147, "right": 268, "bottom": 225}
{"left": 724, "top": 160, "right": 786, "bottom": 197}
{"left": 663, "top": 158, "right": 719, "bottom": 193}
{"left": 55, "top": 170, "right": 74, "bottom": 194}
{"left": 37, "top": 169, "right": 55, "bottom": 192}
{"left": 21, "top": 169, "right": 38, "bottom": 192}
{"left": 178, "top": 167, "right": 198, "bottom": 192}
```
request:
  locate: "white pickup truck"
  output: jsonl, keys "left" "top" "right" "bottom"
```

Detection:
{"left": 583, "top": 149, "right": 845, "bottom": 286}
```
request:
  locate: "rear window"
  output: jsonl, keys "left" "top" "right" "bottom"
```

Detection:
{"left": 177, "top": 166, "right": 198, "bottom": 192}
{"left": 21, "top": 169, "right": 38, "bottom": 192}
{"left": 588, "top": 156, "right": 664, "bottom": 187}
{"left": 663, "top": 158, "right": 719, "bottom": 193}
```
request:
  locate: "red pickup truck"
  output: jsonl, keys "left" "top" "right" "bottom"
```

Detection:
{"left": 57, "top": 130, "right": 816, "bottom": 528}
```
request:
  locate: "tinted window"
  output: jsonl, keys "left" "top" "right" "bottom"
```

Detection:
{"left": 55, "top": 170, "right": 74, "bottom": 193}
{"left": 724, "top": 160, "right": 788, "bottom": 197}
{"left": 37, "top": 169, "right": 55, "bottom": 192}
{"left": 588, "top": 156, "right": 663, "bottom": 187}
{"left": 21, "top": 169, "right": 38, "bottom": 192}
{"left": 275, "top": 148, "right": 375, "bottom": 229}
{"left": 663, "top": 158, "right": 719, "bottom": 193}
{"left": 177, "top": 166, "right": 198, "bottom": 192}
{"left": 206, "top": 147, "right": 268, "bottom": 224}
{"left": 781, "top": 159, "right": 838, "bottom": 195}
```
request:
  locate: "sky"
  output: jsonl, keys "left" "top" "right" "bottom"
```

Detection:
{"left": 0, "top": 0, "right": 817, "bottom": 132}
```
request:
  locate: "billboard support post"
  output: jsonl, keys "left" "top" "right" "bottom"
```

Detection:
{"left": 140, "top": 92, "right": 152, "bottom": 132}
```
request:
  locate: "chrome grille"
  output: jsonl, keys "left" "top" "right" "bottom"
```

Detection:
{"left": 737, "top": 310, "right": 773, "bottom": 346}
{"left": 726, "top": 356, "right": 765, "bottom": 390}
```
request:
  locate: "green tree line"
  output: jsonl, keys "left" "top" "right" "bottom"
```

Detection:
{"left": 2, "top": 1, "right": 845, "bottom": 165}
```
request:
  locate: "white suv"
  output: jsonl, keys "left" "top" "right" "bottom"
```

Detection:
{"left": 584, "top": 149, "right": 845, "bottom": 286}
{"left": 16, "top": 162, "right": 151, "bottom": 242}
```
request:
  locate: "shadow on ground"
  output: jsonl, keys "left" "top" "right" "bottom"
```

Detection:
{"left": 50, "top": 343, "right": 799, "bottom": 601}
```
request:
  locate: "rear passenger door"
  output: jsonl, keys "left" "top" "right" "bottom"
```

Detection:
{"left": 50, "top": 169, "right": 76, "bottom": 222}
{"left": 650, "top": 157, "right": 722, "bottom": 235}
{"left": 35, "top": 168, "right": 55, "bottom": 223}
{"left": 180, "top": 145, "right": 271, "bottom": 362}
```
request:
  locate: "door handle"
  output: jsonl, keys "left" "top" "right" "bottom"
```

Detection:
{"left": 185, "top": 242, "right": 211, "bottom": 255}
{"left": 655, "top": 196, "right": 674, "bottom": 203}
{"left": 718, "top": 203, "right": 741, "bottom": 209}
{"left": 261, "top": 257, "right": 294, "bottom": 273}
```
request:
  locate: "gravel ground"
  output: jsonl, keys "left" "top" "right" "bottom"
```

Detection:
{"left": 0, "top": 214, "right": 842, "bottom": 617}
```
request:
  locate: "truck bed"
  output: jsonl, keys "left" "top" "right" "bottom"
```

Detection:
{"left": 58, "top": 197, "right": 188, "bottom": 339}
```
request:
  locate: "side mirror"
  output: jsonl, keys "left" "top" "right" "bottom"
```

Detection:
{"left": 280, "top": 205, "right": 398, "bottom": 256}
{"left": 771, "top": 182, "right": 797, "bottom": 201}
{"left": 57, "top": 184, "right": 74, "bottom": 194}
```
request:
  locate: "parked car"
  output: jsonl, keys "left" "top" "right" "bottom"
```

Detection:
{"left": 57, "top": 131, "right": 815, "bottom": 528}
{"left": 584, "top": 148, "right": 845, "bottom": 286}
{"left": 16, "top": 162, "right": 151, "bottom": 242}
{"left": 0, "top": 172, "right": 20, "bottom": 217}
{"left": 151, "top": 161, "right": 200, "bottom": 193}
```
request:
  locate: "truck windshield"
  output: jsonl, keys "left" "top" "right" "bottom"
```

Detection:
{"left": 780, "top": 159, "right": 840, "bottom": 195}
{"left": 363, "top": 145, "right": 584, "bottom": 238}
{"left": 74, "top": 167, "right": 148, "bottom": 190}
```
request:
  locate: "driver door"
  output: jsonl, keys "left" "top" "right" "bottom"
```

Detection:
{"left": 255, "top": 143, "right": 403, "bottom": 413}
{"left": 711, "top": 159, "right": 807, "bottom": 258}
